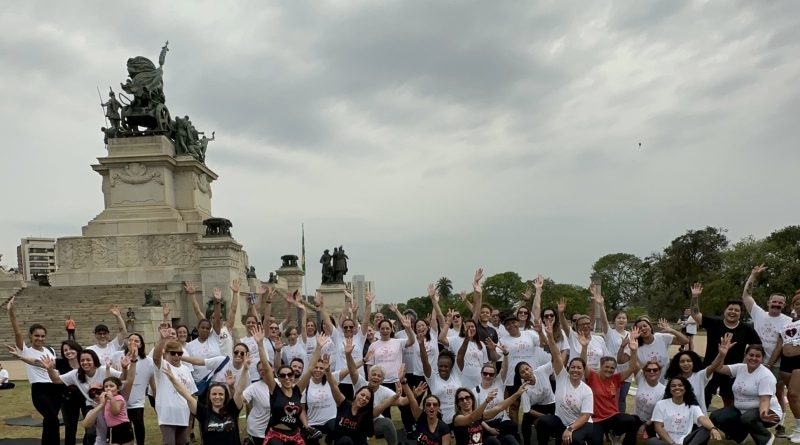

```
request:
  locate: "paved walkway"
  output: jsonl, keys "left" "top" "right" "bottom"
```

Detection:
{"left": 1, "top": 360, "right": 26, "bottom": 380}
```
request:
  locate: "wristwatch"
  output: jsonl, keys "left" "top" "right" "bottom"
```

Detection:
{"left": 566, "top": 426, "right": 574, "bottom": 432}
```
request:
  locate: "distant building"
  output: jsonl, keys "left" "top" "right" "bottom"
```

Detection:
{"left": 17, "top": 238, "right": 56, "bottom": 280}
{"left": 351, "top": 274, "right": 374, "bottom": 316}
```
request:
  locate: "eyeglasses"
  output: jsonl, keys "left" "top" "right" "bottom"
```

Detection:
{"left": 278, "top": 372, "right": 294, "bottom": 379}
{"left": 168, "top": 350, "right": 184, "bottom": 357}
{"left": 481, "top": 372, "right": 496, "bottom": 377}
{"left": 644, "top": 368, "right": 660, "bottom": 373}
{"left": 457, "top": 396, "right": 471, "bottom": 402}
{"left": 233, "top": 351, "right": 247, "bottom": 356}
{"left": 543, "top": 314, "right": 555, "bottom": 318}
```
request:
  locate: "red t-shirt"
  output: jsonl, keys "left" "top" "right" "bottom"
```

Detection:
{"left": 585, "top": 369, "right": 622, "bottom": 422}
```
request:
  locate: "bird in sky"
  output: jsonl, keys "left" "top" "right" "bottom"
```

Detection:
{"left": 638, "top": 142, "right": 642, "bottom": 148}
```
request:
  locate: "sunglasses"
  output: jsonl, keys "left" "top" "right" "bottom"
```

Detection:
{"left": 543, "top": 314, "right": 555, "bottom": 318}
{"left": 88, "top": 389, "right": 103, "bottom": 397}
{"left": 233, "top": 351, "right": 247, "bottom": 356}
{"left": 425, "top": 402, "right": 440, "bottom": 407}
{"left": 453, "top": 314, "right": 462, "bottom": 319}
{"left": 343, "top": 326, "right": 355, "bottom": 330}
{"left": 457, "top": 395, "right": 472, "bottom": 402}
{"left": 644, "top": 368, "right": 660, "bottom": 373}
{"left": 482, "top": 372, "right": 496, "bottom": 377}
{"left": 168, "top": 350, "right": 184, "bottom": 357}
{"left": 278, "top": 372, "right": 294, "bottom": 379}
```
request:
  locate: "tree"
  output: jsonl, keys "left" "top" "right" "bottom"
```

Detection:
{"left": 435, "top": 277, "right": 453, "bottom": 299}
{"left": 590, "top": 253, "right": 644, "bottom": 310}
{"left": 482, "top": 272, "right": 526, "bottom": 311}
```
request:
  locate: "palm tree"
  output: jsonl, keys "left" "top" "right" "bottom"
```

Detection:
{"left": 435, "top": 276, "right": 453, "bottom": 299}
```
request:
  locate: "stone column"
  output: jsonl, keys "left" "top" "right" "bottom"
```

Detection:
{"left": 195, "top": 236, "right": 247, "bottom": 330}
{"left": 275, "top": 256, "right": 304, "bottom": 323}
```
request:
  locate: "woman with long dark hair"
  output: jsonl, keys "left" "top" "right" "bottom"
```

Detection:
{"left": 664, "top": 334, "right": 732, "bottom": 414}
{"left": 618, "top": 316, "right": 688, "bottom": 380}
{"left": 163, "top": 354, "right": 250, "bottom": 445}
{"left": 114, "top": 333, "right": 154, "bottom": 445}
{"left": 650, "top": 377, "right": 721, "bottom": 445}
{"left": 58, "top": 340, "right": 84, "bottom": 445}
{"left": 325, "top": 366, "right": 377, "bottom": 445}
{"left": 452, "top": 385, "right": 528, "bottom": 445}
{"left": 401, "top": 381, "right": 451, "bottom": 445}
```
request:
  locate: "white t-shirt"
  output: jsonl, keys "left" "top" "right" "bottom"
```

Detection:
{"left": 750, "top": 305, "right": 791, "bottom": 361}
{"left": 217, "top": 325, "right": 234, "bottom": 359}
{"left": 282, "top": 340, "right": 308, "bottom": 368}
{"left": 184, "top": 334, "right": 222, "bottom": 381}
{"left": 686, "top": 371, "right": 711, "bottom": 414}
{"left": 633, "top": 372, "right": 665, "bottom": 421}
{"left": 521, "top": 362, "right": 556, "bottom": 411}
{"left": 354, "top": 376, "right": 396, "bottom": 419}
{"left": 406, "top": 333, "right": 439, "bottom": 378}
{"left": 367, "top": 338, "right": 406, "bottom": 383}
{"left": 652, "top": 399, "right": 704, "bottom": 443}
{"left": 447, "top": 336, "right": 488, "bottom": 388}
{"left": 302, "top": 375, "right": 340, "bottom": 426}
{"left": 554, "top": 367, "right": 593, "bottom": 426}
{"left": 728, "top": 363, "right": 782, "bottom": 416}
{"left": 781, "top": 319, "right": 800, "bottom": 347}
{"left": 567, "top": 331, "right": 608, "bottom": 371}
{"left": 533, "top": 331, "right": 569, "bottom": 367}
{"left": 154, "top": 361, "right": 198, "bottom": 426}
{"left": 500, "top": 331, "right": 540, "bottom": 385}
{"left": 88, "top": 341, "right": 122, "bottom": 366}
{"left": 631, "top": 333, "right": 673, "bottom": 380}
{"left": 60, "top": 367, "right": 122, "bottom": 407}
{"left": 332, "top": 329, "right": 365, "bottom": 384}
{"left": 240, "top": 336, "right": 275, "bottom": 382}
{"left": 475, "top": 379, "right": 509, "bottom": 421}
{"left": 243, "top": 380, "right": 271, "bottom": 438}
{"left": 394, "top": 330, "right": 417, "bottom": 372}
{"left": 604, "top": 327, "right": 630, "bottom": 381}
{"left": 120, "top": 356, "right": 156, "bottom": 409}
{"left": 22, "top": 344, "right": 55, "bottom": 383}
{"left": 426, "top": 370, "right": 463, "bottom": 423}
{"left": 685, "top": 317, "right": 697, "bottom": 335}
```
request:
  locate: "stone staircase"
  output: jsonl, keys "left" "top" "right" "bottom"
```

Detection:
{"left": 0, "top": 284, "right": 168, "bottom": 359}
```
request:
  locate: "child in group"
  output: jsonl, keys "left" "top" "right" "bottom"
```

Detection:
{"left": 103, "top": 376, "right": 135, "bottom": 445}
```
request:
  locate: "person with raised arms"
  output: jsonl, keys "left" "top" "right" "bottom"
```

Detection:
{"left": 664, "top": 334, "right": 733, "bottom": 415}
{"left": 451, "top": 383, "right": 528, "bottom": 445}
{"left": 649, "top": 376, "right": 721, "bottom": 445}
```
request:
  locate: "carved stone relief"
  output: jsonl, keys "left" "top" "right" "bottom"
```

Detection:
{"left": 57, "top": 234, "right": 199, "bottom": 270}
{"left": 110, "top": 163, "right": 164, "bottom": 187}
{"left": 195, "top": 173, "right": 212, "bottom": 197}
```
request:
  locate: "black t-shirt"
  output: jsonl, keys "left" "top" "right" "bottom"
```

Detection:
{"left": 453, "top": 419, "right": 483, "bottom": 445}
{"left": 333, "top": 400, "right": 372, "bottom": 445}
{"left": 416, "top": 416, "right": 450, "bottom": 445}
{"left": 55, "top": 359, "right": 83, "bottom": 402}
{"left": 700, "top": 316, "right": 761, "bottom": 366}
{"left": 476, "top": 324, "right": 498, "bottom": 345}
{"left": 196, "top": 399, "right": 241, "bottom": 445}
{"left": 269, "top": 386, "right": 303, "bottom": 431}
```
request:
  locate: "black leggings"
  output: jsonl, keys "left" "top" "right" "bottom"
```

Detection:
{"left": 521, "top": 404, "right": 555, "bottom": 445}
{"left": 536, "top": 415, "right": 598, "bottom": 445}
{"left": 32, "top": 382, "right": 63, "bottom": 445}
{"left": 127, "top": 407, "right": 146, "bottom": 445}
{"left": 592, "top": 413, "right": 638, "bottom": 445}
{"left": 62, "top": 392, "right": 84, "bottom": 445}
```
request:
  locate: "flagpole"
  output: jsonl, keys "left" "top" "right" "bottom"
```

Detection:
{"left": 302, "top": 223, "right": 308, "bottom": 302}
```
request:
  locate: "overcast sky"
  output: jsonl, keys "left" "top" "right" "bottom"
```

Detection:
{"left": 1, "top": 1, "right": 799, "bottom": 302}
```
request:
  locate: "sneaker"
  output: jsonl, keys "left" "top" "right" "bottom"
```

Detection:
{"left": 611, "top": 434, "right": 623, "bottom": 445}
{"left": 306, "top": 427, "right": 323, "bottom": 439}
{"left": 766, "top": 433, "right": 775, "bottom": 445}
{"left": 790, "top": 431, "right": 800, "bottom": 444}
{"left": 777, "top": 425, "right": 788, "bottom": 438}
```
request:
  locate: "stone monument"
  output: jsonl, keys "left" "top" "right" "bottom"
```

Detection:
{"left": 316, "top": 247, "right": 349, "bottom": 314}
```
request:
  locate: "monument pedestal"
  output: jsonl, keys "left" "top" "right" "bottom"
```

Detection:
{"left": 316, "top": 284, "right": 348, "bottom": 315}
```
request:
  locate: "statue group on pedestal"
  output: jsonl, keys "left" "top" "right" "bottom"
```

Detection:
{"left": 99, "top": 41, "right": 214, "bottom": 163}
{"left": 320, "top": 246, "right": 349, "bottom": 284}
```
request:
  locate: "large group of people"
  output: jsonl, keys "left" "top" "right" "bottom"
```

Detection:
{"left": 4, "top": 264, "right": 800, "bottom": 445}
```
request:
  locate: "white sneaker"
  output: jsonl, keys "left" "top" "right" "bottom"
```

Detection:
{"left": 765, "top": 433, "right": 775, "bottom": 445}
{"left": 790, "top": 431, "right": 800, "bottom": 444}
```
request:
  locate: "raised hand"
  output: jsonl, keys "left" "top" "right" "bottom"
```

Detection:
{"left": 459, "top": 291, "right": 468, "bottom": 304}
{"left": 255, "top": 283, "right": 268, "bottom": 296}
{"left": 6, "top": 344, "right": 22, "bottom": 358}
{"left": 225, "top": 370, "right": 236, "bottom": 386}
{"left": 121, "top": 354, "right": 131, "bottom": 369}
{"left": 399, "top": 313, "right": 412, "bottom": 330}
{"left": 213, "top": 288, "right": 222, "bottom": 302}
{"left": 109, "top": 304, "right": 121, "bottom": 317}
{"left": 316, "top": 333, "right": 330, "bottom": 349}
{"left": 266, "top": 287, "right": 276, "bottom": 302}
{"left": 485, "top": 337, "right": 498, "bottom": 351}
{"left": 516, "top": 382, "right": 530, "bottom": 395}
{"left": 159, "top": 325, "right": 171, "bottom": 339}
{"left": 589, "top": 283, "right": 603, "bottom": 304}
{"left": 557, "top": 298, "right": 567, "bottom": 313}
{"left": 162, "top": 365, "right": 176, "bottom": 381}
{"left": 343, "top": 337, "right": 355, "bottom": 355}
{"left": 294, "top": 299, "right": 305, "bottom": 310}
{"left": 543, "top": 317, "right": 555, "bottom": 335}
{"left": 162, "top": 302, "right": 171, "bottom": 318}
{"left": 497, "top": 342, "right": 509, "bottom": 356}
{"left": 718, "top": 333, "right": 736, "bottom": 355}
{"left": 533, "top": 318, "right": 543, "bottom": 334}
{"left": 231, "top": 279, "right": 241, "bottom": 294}
{"left": 691, "top": 283, "right": 703, "bottom": 297}
{"left": 251, "top": 323, "right": 265, "bottom": 343}
{"left": 344, "top": 289, "right": 353, "bottom": 303}
{"left": 577, "top": 332, "right": 590, "bottom": 348}
{"left": 242, "top": 353, "right": 252, "bottom": 369}
{"left": 533, "top": 275, "right": 544, "bottom": 290}
{"left": 314, "top": 292, "right": 323, "bottom": 307}
{"left": 40, "top": 355, "right": 55, "bottom": 370}
{"left": 413, "top": 381, "right": 429, "bottom": 397}
{"left": 473, "top": 268, "right": 484, "bottom": 294}
{"left": 273, "top": 337, "right": 284, "bottom": 351}
{"left": 485, "top": 387, "right": 498, "bottom": 403}
{"left": 522, "top": 286, "right": 532, "bottom": 301}
{"left": 751, "top": 264, "right": 767, "bottom": 277}
{"left": 183, "top": 281, "right": 197, "bottom": 294}
{"left": 657, "top": 318, "right": 671, "bottom": 332}
{"left": 365, "top": 291, "right": 375, "bottom": 305}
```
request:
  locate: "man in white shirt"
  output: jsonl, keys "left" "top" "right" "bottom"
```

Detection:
{"left": 742, "top": 264, "right": 792, "bottom": 437}
{"left": 87, "top": 305, "right": 128, "bottom": 365}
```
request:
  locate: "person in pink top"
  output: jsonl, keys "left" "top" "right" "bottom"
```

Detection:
{"left": 103, "top": 375, "right": 135, "bottom": 445}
